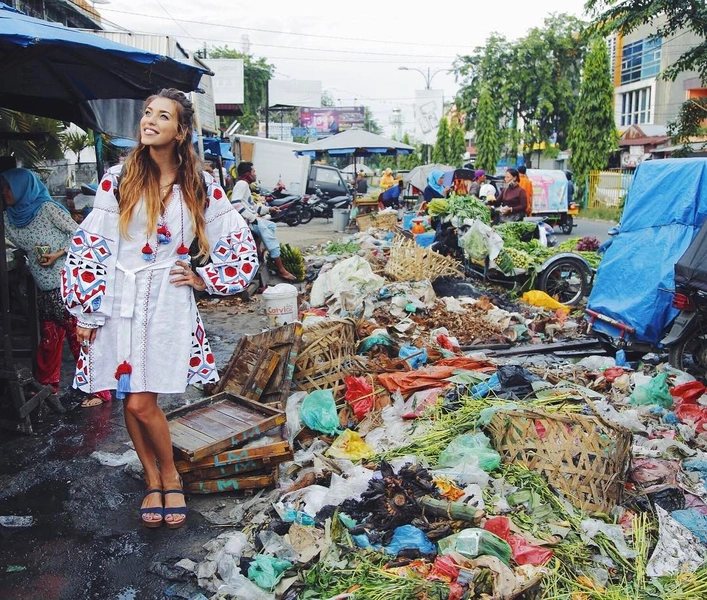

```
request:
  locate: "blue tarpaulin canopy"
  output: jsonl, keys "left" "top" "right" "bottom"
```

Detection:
{"left": 586, "top": 158, "right": 707, "bottom": 345}
{"left": 0, "top": 3, "right": 210, "bottom": 133}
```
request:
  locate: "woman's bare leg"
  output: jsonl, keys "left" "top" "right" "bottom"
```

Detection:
{"left": 123, "top": 392, "right": 185, "bottom": 526}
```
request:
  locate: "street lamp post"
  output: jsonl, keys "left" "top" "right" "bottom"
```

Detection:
{"left": 398, "top": 66, "right": 448, "bottom": 89}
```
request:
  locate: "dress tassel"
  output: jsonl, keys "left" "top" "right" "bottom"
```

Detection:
{"left": 115, "top": 361, "right": 132, "bottom": 399}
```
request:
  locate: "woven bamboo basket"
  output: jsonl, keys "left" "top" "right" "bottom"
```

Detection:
{"left": 384, "top": 237, "right": 463, "bottom": 282}
{"left": 356, "top": 214, "right": 375, "bottom": 230}
{"left": 293, "top": 318, "right": 362, "bottom": 398}
{"left": 374, "top": 212, "right": 398, "bottom": 230}
{"left": 486, "top": 405, "right": 632, "bottom": 513}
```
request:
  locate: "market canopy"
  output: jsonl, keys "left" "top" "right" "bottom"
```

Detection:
{"left": 293, "top": 128, "right": 414, "bottom": 158}
{"left": 0, "top": 3, "right": 210, "bottom": 133}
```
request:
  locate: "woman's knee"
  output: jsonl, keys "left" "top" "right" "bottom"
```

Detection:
{"left": 124, "top": 394, "right": 159, "bottom": 421}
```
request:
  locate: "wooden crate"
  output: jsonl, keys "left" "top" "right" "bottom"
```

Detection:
{"left": 185, "top": 467, "right": 278, "bottom": 495}
{"left": 215, "top": 323, "right": 303, "bottom": 407}
{"left": 212, "top": 337, "right": 279, "bottom": 401}
{"left": 166, "top": 392, "right": 286, "bottom": 462}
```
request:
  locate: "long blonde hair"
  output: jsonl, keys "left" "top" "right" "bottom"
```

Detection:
{"left": 117, "top": 89, "right": 209, "bottom": 258}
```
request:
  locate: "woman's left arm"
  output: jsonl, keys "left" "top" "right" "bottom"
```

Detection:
{"left": 195, "top": 174, "right": 259, "bottom": 296}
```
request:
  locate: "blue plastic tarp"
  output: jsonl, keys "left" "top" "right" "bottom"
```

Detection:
{"left": 586, "top": 158, "right": 707, "bottom": 345}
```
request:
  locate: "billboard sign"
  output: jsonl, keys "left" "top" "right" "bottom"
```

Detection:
{"left": 414, "top": 89, "right": 444, "bottom": 145}
{"left": 299, "top": 107, "right": 365, "bottom": 136}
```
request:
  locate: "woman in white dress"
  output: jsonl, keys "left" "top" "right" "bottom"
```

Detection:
{"left": 62, "top": 89, "right": 258, "bottom": 529}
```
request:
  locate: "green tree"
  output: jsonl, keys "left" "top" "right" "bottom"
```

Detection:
{"left": 207, "top": 46, "right": 275, "bottom": 135}
{"left": 399, "top": 133, "right": 422, "bottom": 170}
{"left": 0, "top": 110, "right": 64, "bottom": 170}
{"left": 432, "top": 118, "right": 451, "bottom": 164}
{"left": 61, "top": 129, "right": 93, "bottom": 164}
{"left": 475, "top": 86, "right": 502, "bottom": 174}
{"left": 668, "top": 98, "right": 707, "bottom": 155}
{"left": 449, "top": 120, "right": 467, "bottom": 168}
{"left": 568, "top": 38, "right": 618, "bottom": 203}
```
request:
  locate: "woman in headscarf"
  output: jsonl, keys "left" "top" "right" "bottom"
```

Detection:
{"left": 423, "top": 169, "right": 449, "bottom": 202}
{"left": 380, "top": 167, "right": 395, "bottom": 191}
{"left": 1, "top": 168, "right": 111, "bottom": 407}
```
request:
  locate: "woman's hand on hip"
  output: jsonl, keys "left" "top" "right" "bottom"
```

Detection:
{"left": 170, "top": 260, "right": 206, "bottom": 292}
{"left": 77, "top": 326, "right": 97, "bottom": 348}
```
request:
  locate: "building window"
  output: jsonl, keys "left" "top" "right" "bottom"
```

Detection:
{"left": 621, "top": 37, "right": 662, "bottom": 85}
{"left": 620, "top": 87, "right": 653, "bottom": 126}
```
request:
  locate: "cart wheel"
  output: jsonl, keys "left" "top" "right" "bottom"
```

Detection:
{"left": 560, "top": 216, "right": 574, "bottom": 235}
{"left": 538, "top": 257, "right": 590, "bottom": 306}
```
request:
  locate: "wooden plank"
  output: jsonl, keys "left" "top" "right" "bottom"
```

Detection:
{"left": 185, "top": 470, "right": 277, "bottom": 494}
{"left": 169, "top": 421, "right": 216, "bottom": 455}
{"left": 488, "top": 339, "right": 603, "bottom": 357}
{"left": 178, "top": 411, "right": 243, "bottom": 440}
{"left": 180, "top": 453, "right": 292, "bottom": 482}
{"left": 175, "top": 440, "right": 292, "bottom": 472}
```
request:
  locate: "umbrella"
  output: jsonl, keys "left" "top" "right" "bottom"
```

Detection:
{"left": 404, "top": 163, "right": 455, "bottom": 192}
{"left": 0, "top": 3, "right": 210, "bottom": 133}
{"left": 293, "top": 129, "right": 414, "bottom": 158}
{"left": 341, "top": 163, "right": 373, "bottom": 176}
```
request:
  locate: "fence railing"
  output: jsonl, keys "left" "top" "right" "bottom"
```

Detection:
{"left": 585, "top": 169, "right": 634, "bottom": 209}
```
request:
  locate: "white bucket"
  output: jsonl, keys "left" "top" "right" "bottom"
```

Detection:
{"left": 261, "top": 283, "right": 298, "bottom": 328}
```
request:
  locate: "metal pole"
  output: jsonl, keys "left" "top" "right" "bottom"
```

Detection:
{"left": 265, "top": 81, "right": 270, "bottom": 139}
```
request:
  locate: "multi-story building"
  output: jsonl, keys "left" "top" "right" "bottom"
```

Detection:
{"left": 610, "top": 16, "right": 706, "bottom": 131}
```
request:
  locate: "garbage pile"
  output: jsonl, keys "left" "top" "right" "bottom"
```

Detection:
{"left": 182, "top": 229, "right": 707, "bottom": 599}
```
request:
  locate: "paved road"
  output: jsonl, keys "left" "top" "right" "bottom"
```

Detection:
{"left": 275, "top": 216, "right": 617, "bottom": 250}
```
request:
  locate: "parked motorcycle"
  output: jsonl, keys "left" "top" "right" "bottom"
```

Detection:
{"left": 299, "top": 186, "right": 352, "bottom": 224}
{"left": 261, "top": 187, "right": 305, "bottom": 227}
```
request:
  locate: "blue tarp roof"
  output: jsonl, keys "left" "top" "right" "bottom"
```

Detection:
{"left": 586, "top": 158, "right": 707, "bottom": 344}
{"left": 0, "top": 3, "right": 210, "bottom": 131}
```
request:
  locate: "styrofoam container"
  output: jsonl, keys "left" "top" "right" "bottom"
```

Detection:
{"left": 262, "top": 283, "right": 298, "bottom": 328}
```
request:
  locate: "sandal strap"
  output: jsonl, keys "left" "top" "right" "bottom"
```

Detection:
{"left": 163, "top": 489, "right": 185, "bottom": 496}
{"left": 144, "top": 488, "right": 163, "bottom": 497}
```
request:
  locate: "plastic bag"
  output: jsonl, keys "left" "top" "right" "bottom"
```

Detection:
{"left": 646, "top": 506, "right": 707, "bottom": 577}
{"left": 300, "top": 390, "right": 341, "bottom": 435}
{"left": 483, "top": 516, "right": 553, "bottom": 565}
{"left": 285, "top": 391, "right": 307, "bottom": 446}
{"left": 326, "top": 429, "right": 375, "bottom": 460}
{"left": 384, "top": 524, "right": 436, "bottom": 556}
{"left": 521, "top": 290, "right": 570, "bottom": 313}
{"left": 247, "top": 555, "right": 292, "bottom": 591}
{"left": 630, "top": 372, "right": 674, "bottom": 409}
{"left": 437, "top": 528, "right": 512, "bottom": 565}
{"left": 437, "top": 433, "right": 501, "bottom": 472}
{"left": 459, "top": 219, "right": 504, "bottom": 261}
{"left": 344, "top": 376, "right": 375, "bottom": 420}
{"left": 399, "top": 345, "right": 428, "bottom": 369}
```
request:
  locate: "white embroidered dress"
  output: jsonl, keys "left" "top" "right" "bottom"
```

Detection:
{"left": 62, "top": 167, "right": 258, "bottom": 395}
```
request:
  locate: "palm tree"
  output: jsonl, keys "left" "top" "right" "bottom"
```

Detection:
{"left": 61, "top": 129, "right": 94, "bottom": 164}
{"left": 0, "top": 109, "right": 65, "bottom": 170}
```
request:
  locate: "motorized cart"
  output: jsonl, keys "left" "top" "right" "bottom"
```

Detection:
{"left": 527, "top": 169, "right": 578, "bottom": 234}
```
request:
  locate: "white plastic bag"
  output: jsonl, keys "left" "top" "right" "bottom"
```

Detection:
{"left": 459, "top": 219, "right": 504, "bottom": 261}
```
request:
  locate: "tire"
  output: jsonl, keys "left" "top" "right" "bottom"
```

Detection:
{"left": 298, "top": 206, "right": 314, "bottom": 225}
{"left": 560, "top": 215, "right": 574, "bottom": 235}
{"left": 284, "top": 208, "right": 302, "bottom": 227}
{"left": 537, "top": 257, "right": 590, "bottom": 306}
{"left": 668, "top": 320, "right": 707, "bottom": 379}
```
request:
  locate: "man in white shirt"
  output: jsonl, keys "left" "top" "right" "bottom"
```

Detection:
{"left": 231, "top": 161, "right": 296, "bottom": 281}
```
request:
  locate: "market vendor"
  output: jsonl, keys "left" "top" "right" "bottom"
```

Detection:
{"left": 378, "top": 178, "right": 404, "bottom": 209}
{"left": 489, "top": 168, "right": 527, "bottom": 223}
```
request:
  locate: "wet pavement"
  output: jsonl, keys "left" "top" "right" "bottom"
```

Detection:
{"left": 0, "top": 296, "right": 274, "bottom": 600}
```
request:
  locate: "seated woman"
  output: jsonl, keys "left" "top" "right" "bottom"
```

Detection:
{"left": 489, "top": 168, "right": 527, "bottom": 223}
{"left": 378, "top": 179, "right": 404, "bottom": 209}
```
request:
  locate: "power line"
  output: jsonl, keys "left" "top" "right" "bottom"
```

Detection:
{"left": 99, "top": 6, "right": 476, "bottom": 50}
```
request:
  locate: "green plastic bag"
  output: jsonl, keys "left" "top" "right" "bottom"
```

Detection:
{"left": 438, "top": 528, "right": 512, "bottom": 565}
{"left": 247, "top": 554, "right": 292, "bottom": 590}
{"left": 630, "top": 372, "right": 673, "bottom": 409}
{"left": 437, "top": 432, "right": 501, "bottom": 472}
{"left": 300, "top": 389, "right": 341, "bottom": 435}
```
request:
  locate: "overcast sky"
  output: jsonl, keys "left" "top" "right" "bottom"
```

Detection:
{"left": 98, "top": 0, "right": 591, "bottom": 137}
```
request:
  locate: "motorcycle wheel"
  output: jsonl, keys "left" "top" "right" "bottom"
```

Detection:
{"left": 560, "top": 216, "right": 574, "bottom": 235}
{"left": 285, "top": 208, "right": 302, "bottom": 227}
{"left": 298, "top": 206, "right": 314, "bottom": 225}
{"left": 537, "top": 257, "right": 590, "bottom": 306}
{"left": 668, "top": 320, "right": 707, "bottom": 378}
